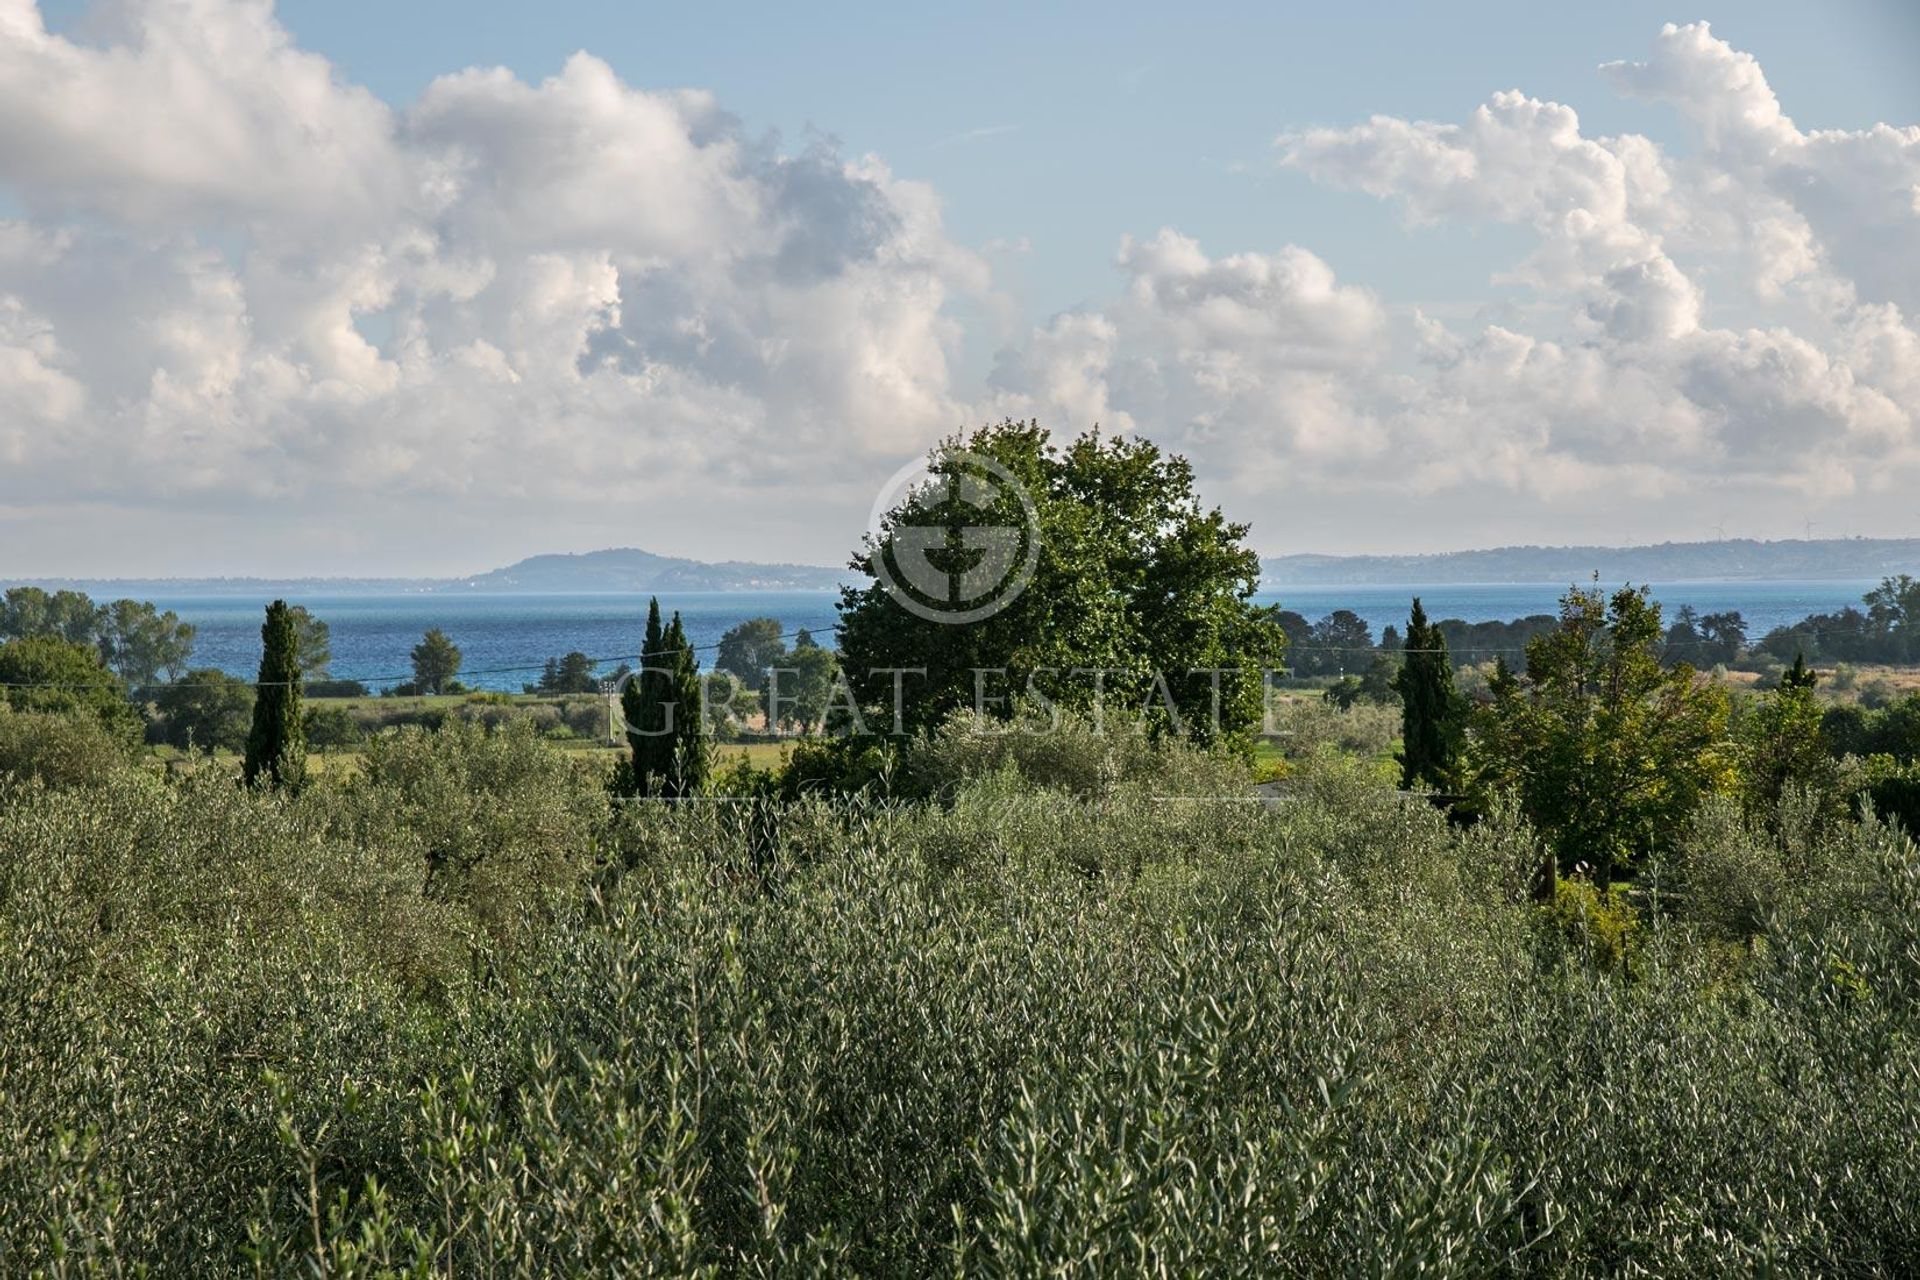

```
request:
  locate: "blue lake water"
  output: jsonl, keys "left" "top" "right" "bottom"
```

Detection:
{"left": 142, "top": 579, "right": 1882, "bottom": 691}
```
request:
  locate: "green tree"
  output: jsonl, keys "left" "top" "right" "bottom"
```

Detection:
{"left": 663, "top": 612, "right": 709, "bottom": 797}
{"left": 836, "top": 422, "right": 1286, "bottom": 743}
{"left": 529, "top": 651, "right": 598, "bottom": 695}
{"left": 1865, "top": 574, "right": 1920, "bottom": 663}
{"left": 0, "top": 634, "right": 140, "bottom": 743}
{"left": 1394, "top": 598, "right": 1462, "bottom": 792}
{"left": 1297, "top": 610, "right": 1373, "bottom": 679}
{"left": 0, "top": 587, "right": 195, "bottom": 685}
{"left": 410, "top": 628, "right": 462, "bottom": 695}
{"left": 620, "top": 599, "right": 674, "bottom": 795}
{"left": 303, "top": 704, "right": 362, "bottom": 752}
{"left": 716, "top": 617, "right": 788, "bottom": 684}
{"left": 1737, "top": 653, "right": 1841, "bottom": 825}
{"left": 0, "top": 587, "right": 102, "bottom": 646}
{"left": 99, "top": 598, "right": 196, "bottom": 687}
{"left": 1696, "top": 611, "right": 1748, "bottom": 666}
{"left": 287, "top": 606, "right": 333, "bottom": 678}
{"left": 1474, "top": 583, "right": 1731, "bottom": 890}
{"left": 243, "top": 601, "right": 306, "bottom": 791}
{"left": 768, "top": 631, "right": 841, "bottom": 732}
{"left": 151, "top": 669, "right": 255, "bottom": 752}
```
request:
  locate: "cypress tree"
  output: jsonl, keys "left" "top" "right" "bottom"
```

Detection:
{"left": 663, "top": 611, "right": 709, "bottom": 797}
{"left": 1393, "top": 597, "right": 1461, "bottom": 793}
{"left": 620, "top": 598, "right": 672, "bottom": 795}
{"left": 243, "top": 599, "right": 306, "bottom": 791}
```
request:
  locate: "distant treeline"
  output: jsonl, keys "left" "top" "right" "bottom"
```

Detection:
{"left": 1277, "top": 574, "right": 1920, "bottom": 677}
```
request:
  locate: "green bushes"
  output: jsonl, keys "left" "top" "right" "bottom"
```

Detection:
{"left": 0, "top": 703, "right": 134, "bottom": 789}
{"left": 2, "top": 717, "right": 1919, "bottom": 1272}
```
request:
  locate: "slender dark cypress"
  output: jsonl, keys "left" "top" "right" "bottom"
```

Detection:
{"left": 243, "top": 599, "right": 306, "bottom": 791}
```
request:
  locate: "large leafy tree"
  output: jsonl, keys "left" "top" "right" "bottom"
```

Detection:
{"left": 0, "top": 634, "right": 141, "bottom": 743}
{"left": 768, "top": 629, "right": 841, "bottom": 733}
{"left": 1474, "top": 583, "right": 1730, "bottom": 890}
{"left": 286, "top": 606, "right": 333, "bottom": 678}
{"left": 1296, "top": 610, "right": 1374, "bottom": 679}
{"left": 410, "top": 628, "right": 462, "bottom": 695}
{"left": 1736, "top": 653, "right": 1841, "bottom": 827}
{"left": 0, "top": 587, "right": 101, "bottom": 646}
{"left": 716, "top": 617, "right": 788, "bottom": 685}
{"left": 0, "top": 588, "right": 194, "bottom": 686}
{"left": 99, "top": 599, "right": 197, "bottom": 687}
{"left": 243, "top": 601, "right": 306, "bottom": 791}
{"left": 1394, "top": 598, "right": 1462, "bottom": 792}
{"left": 530, "top": 651, "right": 598, "bottom": 695}
{"left": 1865, "top": 574, "right": 1920, "bottom": 663}
{"left": 152, "top": 669, "right": 255, "bottom": 753}
{"left": 837, "top": 422, "right": 1286, "bottom": 742}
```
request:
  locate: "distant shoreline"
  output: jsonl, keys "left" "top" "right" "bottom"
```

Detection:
{"left": 7, "top": 535, "right": 1916, "bottom": 596}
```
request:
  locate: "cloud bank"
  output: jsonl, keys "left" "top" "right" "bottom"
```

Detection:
{"left": 995, "top": 22, "right": 1920, "bottom": 534}
{"left": 0, "top": 8, "right": 1915, "bottom": 571}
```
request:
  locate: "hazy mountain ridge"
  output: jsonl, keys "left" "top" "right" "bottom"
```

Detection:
{"left": 9, "top": 548, "right": 849, "bottom": 596}
{"left": 16, "top": 537, "right": 1920, "bottom": 597}
{"left": 1262, "top": 538, "right": 1920, "bottom": 587}
{"left": 447, "top": 548, "right": 846, "bottom": 592}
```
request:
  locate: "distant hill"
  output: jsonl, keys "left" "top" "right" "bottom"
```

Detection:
{"left": 7, "top": 548, "right": 848, "bottom": 596}
{"left": 1263, "top": 538, "right": 1920, "bottom": 586}
{"left": 21, "top": 537, "right": 1918, "bottom": 599}
{"left": 446, "top": 548, "right": 845, "bottom": 593}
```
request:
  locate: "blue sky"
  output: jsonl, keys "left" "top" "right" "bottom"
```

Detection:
{"left": 4, "top": 2, "right": 1919, "bottom": 573}
{"left": 262, "top": 0, "right": 1920, "bottom": 341}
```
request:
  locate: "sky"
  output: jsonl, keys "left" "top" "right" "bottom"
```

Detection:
{"left": 2, "top": 1, "right": 1918, "bottom": 576}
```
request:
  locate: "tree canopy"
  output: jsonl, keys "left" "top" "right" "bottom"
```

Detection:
{"left": 836, "top": 422, "right": 1286, "bottom": 743}
{"left": 0, "top": 634, "right": 141, "bottom": 743}
{"left": 716, "top": 618, "right": 788, "bottom": 685}
{"left": 243, "top": 601, "right": 306, "bottom": 791}
{"left": 151, "top": 668, "right": 255, "bottom": 753}
{"left": 1474, "top": 584, "right": 1730, "bottom": 889}
{"left": 410, "top": 629, "right": 462, "bottom": 695}
{"left": 0, "top": 587, "right": 194, "bottom": 686}
{"left": 1394, "top": 598, "right": 1462, "bottom": 792}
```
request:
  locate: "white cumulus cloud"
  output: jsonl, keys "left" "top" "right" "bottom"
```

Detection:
{"left": 0, "top": 8, "right": 1915, "bottom": 571}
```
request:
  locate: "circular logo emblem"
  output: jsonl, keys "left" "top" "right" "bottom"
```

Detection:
{"left": 867, "top": 447, "right": 1041, "bottom": 624}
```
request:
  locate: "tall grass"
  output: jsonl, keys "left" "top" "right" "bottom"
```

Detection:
{"left": 1, "top": 721, "right": 1917, "bottom": 1273}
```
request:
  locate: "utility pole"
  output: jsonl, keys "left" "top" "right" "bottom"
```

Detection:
{"left": 600, "top": 678, "right": 619, "bottom": 747}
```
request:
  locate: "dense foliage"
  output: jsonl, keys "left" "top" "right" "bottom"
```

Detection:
{"left": 837, "top": 422, "right": 1287, "bottom": 743}
{"left": 409, "top": 628, "right": 463, "bottom": 696}
{"left": 0, "top": 634, "right": 142, "bottom": 744}
{"left": 1394, "top": 597, "right": 1462, "bottom": 792}
{"left": 617, "top": 599, "right": 710, "bottom": 798}
{"left": 243, "top": 601, "right": 307, "bottom": 792}
{"left": 1, "top": 713, "right": 1918, "bottom": 1274}
{"left": 0, "top": 587, "right": 196, "bottom": 687}
{"left": 1475, "top": 585, "right": 1731, "bottom": 890}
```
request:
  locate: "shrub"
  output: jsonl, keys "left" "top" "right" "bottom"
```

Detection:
{"left": 351, "top": 719, "right": 599, "bottom": 945}
{"left": 0, "top": 634, "right": 141, "bottom": 742}
{"left": 0, "top": 704, "right": 134, "bottom": 789}
{"left": 148, "top": 668, "right": 255, "bottom": 752}
{"left": 1542, "top": 876, "right": 1642, "bottom": 973}
{"left": 1267, "top": 695, "right": 1399, "bottom": 762}
{"left": 303, "top": 704, "right": 362, "bottom": 751}
{"left": 905, "top": 702, "right": 1248, "bottom": 800}
{"left": 2, "top": 726, "right": 1919, "bottom": 1273}
{"left": 303, "top": 678, "right": 369, "bottom": 698}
